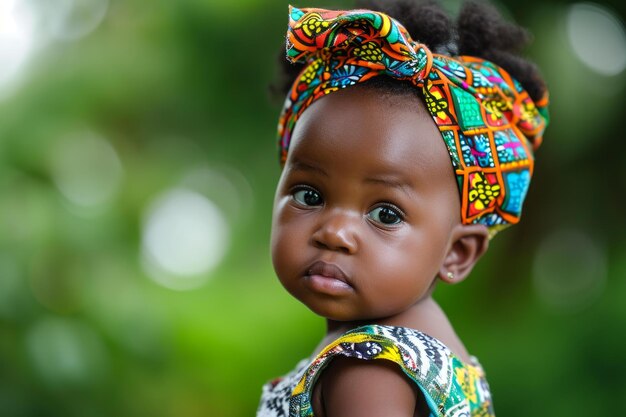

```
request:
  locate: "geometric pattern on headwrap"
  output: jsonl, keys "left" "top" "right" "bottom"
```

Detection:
{"left": 278, "top": 6, "right": 550, "bottom": 237}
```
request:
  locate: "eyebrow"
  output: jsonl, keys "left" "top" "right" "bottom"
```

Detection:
{"left": 288, "top": 160, "right": 329, "bottom": 177}
{"left": 363, "top": 176, "right": 414, "bottom": 196}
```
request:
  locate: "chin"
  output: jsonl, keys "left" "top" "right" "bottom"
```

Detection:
{"left": 303, "top": 301, "right": 377, "bottom": 324}
{"left": 303, "top": 300, "right": 356, "bottom": 322}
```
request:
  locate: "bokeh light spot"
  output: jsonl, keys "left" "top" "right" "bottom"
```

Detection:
{"left": 25, "top": 317, "right": 108, "bottom": 387}
{"left": 0, "top": 0, "right": 36, "bottom": 98}
{"left": 566, "top": 3, "right": 626, "bottom": 76}
{"left": 50, "top": 131, "right": 124, "bottom": 213}
{"left": 533, "top": 229, "right": 607, "bottom": 313}
{"left": 141, "top": 188, "right": 229, "bottom": 290}
{"left": 180, "top": 165, "right": 254, "bottom": 226}
{"left": 32, "top": 0, "right": 109, "bottom": 41}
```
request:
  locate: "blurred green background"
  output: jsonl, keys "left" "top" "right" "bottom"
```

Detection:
{"left": 1, "top": 0, "right": 625, "bottom": 416}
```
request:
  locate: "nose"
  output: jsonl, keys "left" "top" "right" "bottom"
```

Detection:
{"left": 311, "top": 209, "right": 358, "bottom": 254}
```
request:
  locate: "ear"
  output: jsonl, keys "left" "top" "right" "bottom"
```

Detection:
{"left": 438, "top": 224, "right": 490, "bottom": 284}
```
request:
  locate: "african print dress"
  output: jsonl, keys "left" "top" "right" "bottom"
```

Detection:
{"left": 257, "top": 324, "right": 495, "bottom": 417}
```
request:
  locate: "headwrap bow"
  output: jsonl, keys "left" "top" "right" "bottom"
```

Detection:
{"left": 278, "top": 6, "right": 549, "bottom": 237}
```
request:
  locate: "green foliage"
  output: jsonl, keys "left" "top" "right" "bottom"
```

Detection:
{"left": 0, "top": 0, "right": 625, "bottom": 416}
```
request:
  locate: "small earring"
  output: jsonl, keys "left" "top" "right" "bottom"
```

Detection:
{"left": 446, "top": 271, "right": 455, "bottom": 280}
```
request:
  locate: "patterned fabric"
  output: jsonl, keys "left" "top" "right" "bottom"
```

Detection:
{"left": 258, "top": 358, "right": 309, "bottom": 417}
{"left": 257, "top": 325, "right": 494, "bottom": 417}
{"left": 278, "top": 7, "right": 550, "bottom": 237}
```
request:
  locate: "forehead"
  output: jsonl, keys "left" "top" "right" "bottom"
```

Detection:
{"left": 287, "top": 86, "right": 454, "bottom": 183}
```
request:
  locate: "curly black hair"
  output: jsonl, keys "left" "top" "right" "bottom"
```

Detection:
{"left": 271, "top": 0, "right": 546, "bottom": 102}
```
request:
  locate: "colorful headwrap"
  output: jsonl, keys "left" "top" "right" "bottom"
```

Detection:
{"left": 278, "top": 6, "right": 549, "bottom": 236}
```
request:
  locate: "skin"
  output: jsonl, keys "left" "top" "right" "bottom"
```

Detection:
{"left": 270, "top": 85, "right": 489, "bottom": 417}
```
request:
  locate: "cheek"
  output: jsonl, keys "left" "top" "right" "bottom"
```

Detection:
{"left": 362, "top": 235, "right": 441, "bottom": 310}
{"left": 364, "top": 228, "right": 446, "bottom": 283}
{"left": 270, "top": 197, "right": 308, "bottom": 275}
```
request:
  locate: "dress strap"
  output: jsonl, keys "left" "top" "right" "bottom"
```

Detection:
{"left": 289, "top": 324, "right": 494, "bottom": 417}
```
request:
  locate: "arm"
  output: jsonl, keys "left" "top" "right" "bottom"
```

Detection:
{"left": 317, "top": 356, "right": 431, "bottom": 417}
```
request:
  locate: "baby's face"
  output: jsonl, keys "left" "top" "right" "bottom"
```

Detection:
{"left": 270, "top": 86, "right": 461, "bottom": 323}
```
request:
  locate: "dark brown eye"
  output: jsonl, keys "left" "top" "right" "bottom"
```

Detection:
{"left": 292, "top": 187, "right": 323, "bottom": 206}
{"left": 367, "top": 206, "right": 403, "bottom": 225}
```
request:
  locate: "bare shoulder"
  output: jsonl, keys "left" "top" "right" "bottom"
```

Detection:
{"left": 313, "top": 356, "right": 430, "bottom": 417}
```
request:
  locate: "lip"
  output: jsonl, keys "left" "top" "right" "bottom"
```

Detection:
{"left": 303, "top": 260, "right": 354, "bottom": 295}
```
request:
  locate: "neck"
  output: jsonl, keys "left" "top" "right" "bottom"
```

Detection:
{"left": 325, "top": 296, "right": 437, "bottom": 333}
